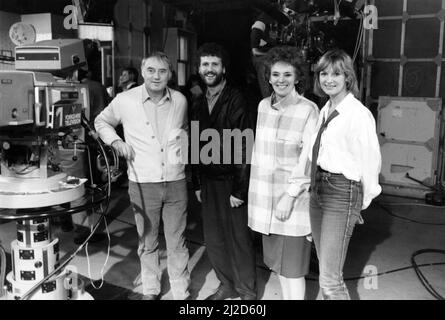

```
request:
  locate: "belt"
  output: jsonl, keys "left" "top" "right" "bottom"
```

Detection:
{"left": 317, "top": 166, "right": 342, "bottom": 176}
{"left": 316, "top": 167, "right": 361, "bottom": 186}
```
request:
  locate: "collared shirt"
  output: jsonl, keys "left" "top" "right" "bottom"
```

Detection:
{"left": 309, "top": 93, "right": 382, "bottom": 210}
{"left": 125, "top": 82, "right": 137, "bottom": 91}
{"left": 248, "top": 89, "right": 319, "bottom": 236}
{"left": 94, "top": 84, "right": 188, "bottom": 183}
{"left": 143, "top": 88, "right": 172, "bottom": 142}
{"left": 205, "top": 79, "right": 226, "bottom": 114}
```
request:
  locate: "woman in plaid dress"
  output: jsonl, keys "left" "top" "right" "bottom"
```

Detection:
{"left": 248, "top": 46, "right": 319, "bottom": 300}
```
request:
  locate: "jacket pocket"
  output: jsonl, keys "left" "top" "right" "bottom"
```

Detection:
{"left": 166, "top": 129, "right": 187, "bottom": 165}
{"left": 276, "top": 135, "right": 302, "bottom": 167}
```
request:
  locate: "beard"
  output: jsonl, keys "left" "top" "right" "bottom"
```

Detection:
{"left": 200, "top": 71, "right": 224, "bottom": 87}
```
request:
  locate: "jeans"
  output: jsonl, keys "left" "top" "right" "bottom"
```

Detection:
{"left": 128, "top": 179, "right": 190, "bottom": 299}
{"left": 309, "top": 169, "right": 363, "bottom": 300}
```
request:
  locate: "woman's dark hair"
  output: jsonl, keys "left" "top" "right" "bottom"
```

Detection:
{"left": 263, "top": 45, "right": 306, "bottom": 93}
{"left": 123, "top": 66, "right": 139, "bottom": 83}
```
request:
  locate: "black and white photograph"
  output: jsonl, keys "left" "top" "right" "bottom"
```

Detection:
{"left": 0, "top": 0, "right": 444, "bottom": 308}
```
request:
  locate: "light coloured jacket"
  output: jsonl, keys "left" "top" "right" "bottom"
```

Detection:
{"left": 94, "top": 85, "right": 188, "bottom": 183}
{"left": 248, "top": 90, "right": 319, "bottom": 236}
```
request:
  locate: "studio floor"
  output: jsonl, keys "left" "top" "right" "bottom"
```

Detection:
{"left": 1, "top": 180, "right": 444, "bottom": 300}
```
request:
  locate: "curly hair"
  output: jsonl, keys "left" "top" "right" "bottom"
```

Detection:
{"left": 263, "top": 46, "right": 306, "bottom": 93}
{"left": 313, "top": 49, "right": 359, "bottom": 97}
{"left": 197, "top": 42, "right": 230, "bottom": 69}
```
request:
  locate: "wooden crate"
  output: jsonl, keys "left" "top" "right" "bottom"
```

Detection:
{"left": 379, "top": 141, "right": 437, "bottom": 199}
{"left": 379, "top": 142, "right": 438, "bottom": 187}
{"left": 377, "top": 96, "right": 442, "bottom": 143}
{"left": 377, "top": 96, "right": 442, "bottom": 198}
{"left": 364, "top": 0, "right": 445, "bottom": 198}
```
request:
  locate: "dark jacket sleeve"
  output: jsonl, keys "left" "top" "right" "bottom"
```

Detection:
{"left": 228, "top": 92, "right": 253, "bottom": 201}
{"left": 190, "top": 98, "right": 201, "bottom": 192}
{"left": 250, "top": 26, "right": 263, "bottom": 50}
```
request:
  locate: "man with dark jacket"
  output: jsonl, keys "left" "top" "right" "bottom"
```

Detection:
{"left": 191, "top": 43, "right": 257, "bottom": 300}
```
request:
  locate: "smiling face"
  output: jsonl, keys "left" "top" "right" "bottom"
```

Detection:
{"left": 141, "top": 57, "right": 171, "bottom": 95}
{"left": 269, "top": 61, "right": 297, "bottom": 100}
{"left": 318, "top": 64, "right": 347, "bottom": 100}
{"left": 198, "top": 55, "right": 225, "bottom": 87}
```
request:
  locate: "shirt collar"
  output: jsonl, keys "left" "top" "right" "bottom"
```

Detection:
{"left": 271, "top": 88, "right": 300, "bottom": 110}
{"left": 126, "top": 82, "right": 136, "bottom": 90}
{"left": 142, "top": 85, "right": 172, "bottom": 104}
{"left": 335, "top": 92, "right": 354, "bottom": 113}
{"left": 322, "top": 92, "right": 354, "bottom": 118}
{"left": 206, "top": 79, "right": 226, "bottom": 100}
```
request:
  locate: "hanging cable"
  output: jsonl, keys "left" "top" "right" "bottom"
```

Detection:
{"left": 352, "top": 11, "right": 364, "bottom": 62}
{"left": 19, "top": 118, "right": 113, "bottom": 300}
{"left": 85, "top": 205, "right": 111, "bottom": 290}
{"left": 0, "top": 243, "right": 6, "bottom": 298}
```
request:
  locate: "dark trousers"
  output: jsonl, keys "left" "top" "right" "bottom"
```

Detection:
{"left": 201, "top": 177, "right": 257, "bottom": 299}
{"left": 252, "top": 55, "right": 272, "bottom": 99}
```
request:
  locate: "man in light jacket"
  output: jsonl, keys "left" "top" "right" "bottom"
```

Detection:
{"left": 95, "top": 51, "right": 190, "bottom": 300}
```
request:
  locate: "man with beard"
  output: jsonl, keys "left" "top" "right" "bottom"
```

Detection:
{"left": 191, "top": 43, "right": 257, "bottom": 300}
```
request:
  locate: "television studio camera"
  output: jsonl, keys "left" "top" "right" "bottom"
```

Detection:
{"left": 0, "top": 39, "right": 113, "bottom": 300}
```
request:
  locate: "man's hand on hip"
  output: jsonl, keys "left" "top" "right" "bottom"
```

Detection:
{"left": 111, "top": 140, "right": 135, "bottom": 161}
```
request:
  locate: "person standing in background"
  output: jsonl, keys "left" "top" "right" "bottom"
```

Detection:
{"left": 250, "top": 0, "right": 300, "bottom": 98}
{"left": 117, "top": 66, "right": 139, "bottom": 93}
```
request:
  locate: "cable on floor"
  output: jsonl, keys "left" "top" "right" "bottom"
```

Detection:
{"left": 99, "top": 198, "right": 445, "bottom": 299}
{"left": 378, "top": 201, "right": 445, "bottom": 209}
{"left": 19, "top": 132, "right": 113, "bottom": 300}
{"left": 302, "top": 261, "right": 445, "bottom": 280}
{"left": 376, "top": 202, "right": 445, "bottom": 226}
{"left": 411, "top": 249, "right": 445, "bottom": 300}
{"left": 113, "top": 208, "right": 445, "bottom": 299}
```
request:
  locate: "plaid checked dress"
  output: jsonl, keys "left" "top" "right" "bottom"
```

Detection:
{"left": 248, "top": 90, "right": 319, "bottom": 237}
